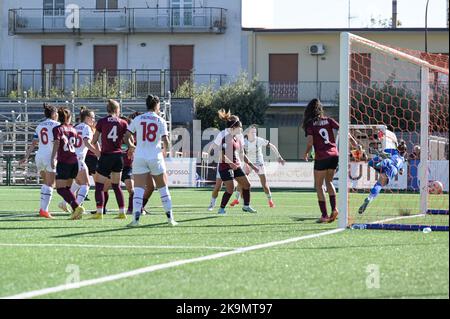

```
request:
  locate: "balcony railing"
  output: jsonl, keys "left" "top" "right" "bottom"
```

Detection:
{"left": 261, "top": 81, "right": 340, "bottom": 105}
{"left": 8, "top": 7, "right": 227, "bottom": 35}
{"left": 0, "top": 69, "right": 228, "bottom": 100}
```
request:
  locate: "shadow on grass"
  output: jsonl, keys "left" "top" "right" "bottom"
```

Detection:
{"left": 52, "top": 216, "right": 221, "bottom": 238}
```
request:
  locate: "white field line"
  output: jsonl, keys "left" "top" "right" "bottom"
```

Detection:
{"left": 0, "top": 243, "right": 235, "bottom": 250}
{"left": 2, "top": 228, "right": 344, "bottom": 299}
{"left": 370, "top": 214, "right": 426, "bottom": 225}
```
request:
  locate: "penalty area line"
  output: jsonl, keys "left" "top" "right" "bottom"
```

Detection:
{"left": 2, "top": 228, "right": 344, "bottom": 299}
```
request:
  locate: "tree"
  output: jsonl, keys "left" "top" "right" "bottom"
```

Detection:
{"left": 188, "top": 73, "right": 270, "bottom": 130}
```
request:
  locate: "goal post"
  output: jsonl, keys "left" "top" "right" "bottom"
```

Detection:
{"left": 338, "top": 32, "right": 449, "bottom": 231}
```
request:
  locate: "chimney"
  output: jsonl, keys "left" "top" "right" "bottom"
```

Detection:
{"left": 392, "top": 0, "right": 398, "bottom": 28}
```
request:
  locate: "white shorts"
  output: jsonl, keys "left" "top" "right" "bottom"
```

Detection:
{"left": 133, "top": 157, "right": 166, "bottom": 176}
{"left": 35, "top": 153, "right": 55, "bottom": 173}
{"left": 245, "top": 163, "right": 266, "bottom": 176}
{"left": 77, "top": 156, "right": 87, "bottom": 172}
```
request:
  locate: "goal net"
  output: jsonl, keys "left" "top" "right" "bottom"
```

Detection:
{"left": 338, "top": 33, "right": 449, "bottom": 231}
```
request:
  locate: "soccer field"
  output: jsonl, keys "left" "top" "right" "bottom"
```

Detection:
{"left": 0, "top": 187, "right": 448, "bottom": 299}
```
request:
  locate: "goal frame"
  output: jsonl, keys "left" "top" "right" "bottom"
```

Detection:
{"left": 338, "top": 32, "right": 449, "bottom": 229}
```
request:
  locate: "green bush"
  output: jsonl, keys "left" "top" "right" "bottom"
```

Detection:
{"left": 194, "top": 73, "right": 270, "bottom": 130}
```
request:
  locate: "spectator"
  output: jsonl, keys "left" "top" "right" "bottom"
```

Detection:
{"left": 409, "top": 145, "right": 420, "bottom": 160}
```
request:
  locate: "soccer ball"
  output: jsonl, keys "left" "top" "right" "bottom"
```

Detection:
{"left": 428, "top": 181, "right": 444, "bottom": 194}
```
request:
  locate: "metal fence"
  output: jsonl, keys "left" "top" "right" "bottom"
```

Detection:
{"left": 0, "top": 69, "right": 228, "bottom": 100}
{"left": 9, "top": 7, "right": 227, "bottom": 35}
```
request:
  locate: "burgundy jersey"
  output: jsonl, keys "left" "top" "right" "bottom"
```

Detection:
{"left": 214, "top": 131, "right": 244, "bottom": 171}
{"left": 52, "top": 124, "right": 78, "bottom": 164}
{"left": 96, "top": 115, "right": 128, "bottom": 154}
{"left": 306, "top": 117, "right": 339, "bottom": 161}
{"left": 122, "top": 133, "right": 135, "bottom": 168}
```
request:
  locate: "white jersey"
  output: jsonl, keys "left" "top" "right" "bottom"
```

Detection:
{"left": 245, "top": 137, "right": 269, "bottom": 165}
{"left": 34, "top": 119, "right": 60, "bottom": 157}
{"left": 128, "top": 111, "right": 168, "bottom": 160}
{"left": 74, "top": 122, "right": 93, "bottom": 160}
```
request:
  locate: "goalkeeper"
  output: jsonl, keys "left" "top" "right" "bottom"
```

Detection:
{"left": 358, "top": 140, "right": 408, "bottom": 214}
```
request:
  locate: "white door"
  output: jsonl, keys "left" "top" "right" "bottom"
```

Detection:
{"left": 172, "top": 0, "right": 193, "bottom": 27}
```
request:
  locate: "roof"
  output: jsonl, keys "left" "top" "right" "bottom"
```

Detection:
{"left": 242, "top": 27, "right": 449, "bottom": 33}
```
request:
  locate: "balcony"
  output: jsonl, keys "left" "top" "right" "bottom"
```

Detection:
{"left": 8, "top": 7, "right": 227, "bottom": 35}
{"left": 0, "top": 69, "right": 228, "bottom": 100}
{"left": 260, "top": 81, "right": 340, "bottom": 105}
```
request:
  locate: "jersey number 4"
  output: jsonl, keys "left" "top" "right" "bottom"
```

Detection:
{"left": 141, "top": 122, "right": 158, "bottom": 142}
{"left": 107, "top": 126, "right": 119, "bottom": 142}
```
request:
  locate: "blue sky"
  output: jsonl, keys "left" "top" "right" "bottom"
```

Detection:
{"left": 242, "top": 0, "right": 448, "bottom": 28}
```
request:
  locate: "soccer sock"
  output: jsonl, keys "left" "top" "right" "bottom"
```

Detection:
{"left": 95, "top": 183, "right": 105, "bottom": 213}
{"left": 142, "top": 196, "right": 149, "bottom": 209}
{"left": 57, "top": 187, "right": 78, "bottom": 211}
{"left": 40, "top": 185, "right": 53, "bottom": 212}
{"left": 70, "top": 182, "right": 81, "bottom": 196}
{"left": 318, "top": 201, "right": 328, "bottom": 218}
{"left": 242, "top": 189, "right": 251, "bottom": 206}
{"left": 104, "top": 191, "right": 109, "bottom": 210}
{"left": 234, "top": 190, "right": 241, "bottom": 201}
{"left": 329, "top": 195, "right": 336, "bottom": 211}
{"left": 220, "top": 192, "right": 233, "bottom": 209}
{"left": 368, "top": 182, "right": 382, "bottom": 201}
{"left": 76, "top": 185, "right": 89, "bottom": 205}
{"left": 159, "top": 186, "right": 173, "bottom": 220}
{"left": 112, "top": 183, "right": 125, "bottom": 213}
{"left": 210, "top": 196, "right": 217, "bottom": 207}
{"left": 127, "top": 192, "right": 134, "bottom": 213}
{"left": 132, "top": 187, "right": 144, "bottom": 221}
{"left": 266, "top": 192, "right": 272, "bottom": 200}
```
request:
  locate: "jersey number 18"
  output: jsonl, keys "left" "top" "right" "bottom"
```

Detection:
{"left": 141, "top": 122, "right": 158, "bottom": 142}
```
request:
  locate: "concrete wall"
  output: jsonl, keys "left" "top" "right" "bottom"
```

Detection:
{"left": 0, "top": 0, "right": 246, "bottom": 78}
{"left": 248, "top": 31, "right": 449, "bottom": 82}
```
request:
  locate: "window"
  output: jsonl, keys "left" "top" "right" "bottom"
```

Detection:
{"left": 96, "top": 0, "right": 118, "bottom": 9}
{"left": 172, "top": 0, "right": 193, "bottom": 26}
{"left": 43, "top": 0, "right": 65, "bottom": 16}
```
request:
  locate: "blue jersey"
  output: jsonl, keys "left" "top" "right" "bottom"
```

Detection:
{"left": 369, "top": 149, "right": 405, "bottom": 182}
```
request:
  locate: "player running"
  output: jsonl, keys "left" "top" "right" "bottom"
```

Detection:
{"left": 124, "top": 95, "right": 177, "bottom": 227}
{"left": 91, "top": 99, "right": 129, "bottom": 220}
{"left": 20, "top": 104, "right": 60, "bottom": 219}
{"left": 231, "top": 124, "right": 286, "bottom": 208}
{"left": 59, "top": 107, "right": 99, "bottom": 212}
{"left": 358, "top": 141, "right": 407, "bottom": 214}
{"left": 214, "top": 109, "right": 259, "bottom": 215}
{"left": 303, "top": 98, "right": 357, "bottom": 223}
{"left": 51, "top": 107, "right": 85, "bottom": 220}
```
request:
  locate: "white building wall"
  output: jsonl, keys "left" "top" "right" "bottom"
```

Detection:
{"left": 0, "top": 0, "right": 245, "bottom": 78}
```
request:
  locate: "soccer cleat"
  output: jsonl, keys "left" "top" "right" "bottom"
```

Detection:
{"left": 358, "top": 198, "right": 370, "bottom": 215}
{"left": 328, "top": 210, "right": 339, "bottom": 223}
{"left": 116, "top": 212, "right": 127, "bottom": 220}
{"left": 230, "top": 199, "right": 240, "bottom": 207}
{"left": 58, "top": 201, "right": 69, "bottom": 213}
{"left": 90, "top": 212, "right": 103, "bottom": 220}
{"left": 127, "top": 220, "right": 140, "bottom": 228}
{"left": 70, "top": 206, "right": 85, "bottom": 220}
{"left": 141, "top": 208, "right": 148, "bottom": 216}
{"left": 39, "top": 209, "right": 54, "bottom": 219}
{"left": 316, "top": 216, "right": 329, "bottom": 223}
{"left": 168, "top": 219, "right": 178, "bottom": 226}
{"left": 218, "top": 207, "right": 226, "bottom": 215}
{"left": 242, "top": 206, "right": 257, "bottom": 214}
{"left": 207, "top": 204, "right": 215, "bottom": 212}
{"left": 268, "top": 199, "right": 275, "bottom": 208}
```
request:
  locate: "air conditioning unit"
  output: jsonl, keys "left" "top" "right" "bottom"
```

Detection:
{"left": 309, "top": 43, "right": 326, "bottom": 55}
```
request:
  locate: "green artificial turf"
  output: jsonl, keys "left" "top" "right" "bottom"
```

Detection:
{"left": 0, "top": 187, "right": 448, "bottom": 299}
